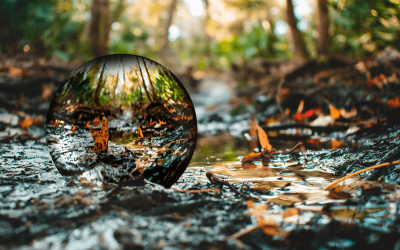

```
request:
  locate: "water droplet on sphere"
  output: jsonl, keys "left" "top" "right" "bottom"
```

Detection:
{"left": 46, "top": 55, "right": 197, "bottom": 188}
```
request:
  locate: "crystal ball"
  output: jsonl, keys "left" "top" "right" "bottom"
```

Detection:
{"left": 46, "top": 55, "right": 197, "bottom": 188}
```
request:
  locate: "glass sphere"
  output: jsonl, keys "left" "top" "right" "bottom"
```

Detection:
{"left": 46, "top": 55, "right": 197, "bottom": 188}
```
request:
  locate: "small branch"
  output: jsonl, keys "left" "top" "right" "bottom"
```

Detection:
{"left": 170, "top": 187, "right": 221, "bottom": 194}
{"left": 206, "top": 171, "right": 256, "bottom": 200}
{"left": 283, "top": 142, "right": 305, "bottom": 155}
{"left": 323, "top": 160, "right": 400, "bottom": 191}
{"left": 276, "top": 77, "right": 286, "bottom": 121}
{"left": 157, "top": 138, "right": 187, "bottom": 153}
{"left": 226, "top": 225, "right": 259, "bottom": 241}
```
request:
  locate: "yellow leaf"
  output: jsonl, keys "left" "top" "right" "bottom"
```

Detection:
{"left": 255, "top": 123, "right": 272, "bottom": 152}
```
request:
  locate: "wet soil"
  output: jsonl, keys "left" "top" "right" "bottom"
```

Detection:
{"left": 1, "top": 54, "right": 400, "bottom": 249}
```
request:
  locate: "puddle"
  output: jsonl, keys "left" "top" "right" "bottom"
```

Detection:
{"left": 187, "top": 132, "right": 395, "bottom": 219}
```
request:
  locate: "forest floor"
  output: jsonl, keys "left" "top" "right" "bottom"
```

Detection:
{"left": 1, "top": 50, "right": 400, "bottom": 249}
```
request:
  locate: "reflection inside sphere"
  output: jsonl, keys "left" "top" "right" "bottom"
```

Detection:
{"left": 46, "top": 55, "right": 197, "bottom": 188}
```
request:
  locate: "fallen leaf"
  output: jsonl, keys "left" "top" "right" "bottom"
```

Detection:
{"left": 280, "top": 208, "right": 299, "bottom": 219}
{"left": 292, "top": 107, "right": 321, "bottom": 123}
{"left": 93, "top": 116, "right": 101, "bottom": 126}
{"left": 205, "top": 105, "right": 217, "bottom": 111}
{"left": 135, "top": 158, "right": 144, "bottom": 172}
{"left": 255, "top": 123, "right": 272, "bottom": 152}
{"left": 9, "top": 67, "right": 23, "bottom": 77}
{"left": 387, "top": 97, "right": 400, "bottom": 108}
{"left": 241, "top": 152, "right": 262, "bottom": 162}
{"left": 329, "top": 104, "right": 341, "bottom": 119}
{"left": 137, "top": 125, "right": 144, "bottom": 138}
{"left": 19, "top": 117, "right": 34, "bottom": 129}
{"left": 340, "top": 107, "right": 357, "bottom": 118}
{"left": 331, "top": 140, "right": 342, "bottom": 149}
{"left": 90, "top": 117, "right": 109, "bottom": 151}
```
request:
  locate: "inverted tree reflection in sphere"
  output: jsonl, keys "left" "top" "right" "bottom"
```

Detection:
{"left": 46, "top": 55, "right": 197, "bottom": 188}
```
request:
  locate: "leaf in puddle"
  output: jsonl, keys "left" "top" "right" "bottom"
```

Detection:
{"left": 246, "top": 200, "right": 289, "bottom": 237}
{"left": 255, "top": 123, "right": 272, "bottom": 152}
{"left": 90, "top": 117, "right": 109, "bottom": 152}
{"left": 241, "top": 152, "right": 262, "bottom": 162}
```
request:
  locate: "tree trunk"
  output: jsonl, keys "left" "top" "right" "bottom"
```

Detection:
{"left": 316, "top": 0, "right": 329, "bottom": 56}
{"left": 136, "top": 57, "right": 152, "bottom": 103}
{"left": 285, "top": 0, "right": 308, "bottom": 59}
{"left": 266, "top": 16, "right": 278, "bottom": 57}
{"left": 88, "top": 0, "right": 111, "bottom": 57}
{"left": 142, "top": 59, "right": 157, "bottom": 101}
{"left": 203, "top": 0, "right": 211, "bottom": 58}
{"left": 94, "top": 57, "right": 108, "bottom": 105}
{"left": 159, "top": 0, "right": 178, "bottom": 62}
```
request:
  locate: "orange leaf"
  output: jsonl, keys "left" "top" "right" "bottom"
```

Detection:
{"left": 249, "top": 114, "right": 256, "bottom": 136}
{"left": 280, "top": 208, "right": 299, "bottom": 219}
{"left": 93, "top": 116, "right": 100, "bottom": 126}
{"left": 331, "top": 140, "right": 342, "bottom": 149}
{"left": 329, "top": 104, "right": 341, "bottom": 119}
{"left": 262, "top": 227, "right": 288, "bottom": 237}
{"left": 135, "top": 158, "right": 144, "bottom": 172}
{"left": 387, "top": 97, "right": 400, "bottom": 108}
{"left": 255, "top": 123, "right": 272, "bottom": 152}
{"left": 19, "top": 116, "right": 34, "bottom": 129}
{"left": 9, "top": 67, "right": 23, "bottom": 77}
{"left": 241, "top": 152, "right": 262, "bottom": 162}
{"left": 137, "top": 125, "right": 144, "bottom": 138}
{"left": 90, "top": 117, "right": 109, "bottom": 152}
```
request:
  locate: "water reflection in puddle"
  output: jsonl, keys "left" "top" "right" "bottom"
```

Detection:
{"left": 187, "top": 133, "right": 366, "bottom": 210}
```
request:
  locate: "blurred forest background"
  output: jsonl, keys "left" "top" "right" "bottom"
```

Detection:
{"left": 1, "top": 0, "right": 400, "bottom": 72}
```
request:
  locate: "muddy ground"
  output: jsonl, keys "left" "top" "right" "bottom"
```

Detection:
{"left": 1, "top": 52, "right": 400, "bottom": 249}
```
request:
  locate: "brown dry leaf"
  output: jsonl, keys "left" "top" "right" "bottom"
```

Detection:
{"left": 93, "top": 116, "right": 101, "bottom": 126}
{"left": 19, "top": 116, "right": 34, "bottom": 129}
{"left": 90, "top": 117, "right": 109, "bottom": 152}
{"left": 135, "top": 158, "right": 144, "bottom": 173}
{"left": 241, "top": 152, "right": 262, "bottom": 162}
{"left": 205, "top": 105, "right": 217, "bottom": 111}
{"left": 340, "top": 107, "right": 357, "bottom": 118}
{"left": 249, "top": 114, "right": 256, "bottom": 136}
{"left": 255, "top": 123, "right": 272, "bottom": 152}
{"left": 41, "top": 83, "right": 53, "bottom": 100}
{"left": 280, "top": 208, "right": 299, "bottom": 219}
{"left": 329, "top": 104, "right": 341, "bottom": 119}
{"left": 137, "top": 125, "right": 144, "bottom": 138}
{"left": 9, "top": 67, "right": 23, "bottom": 77}
{"left": 387, "top": 97, "right": 400, "bottom": 108}
{"left": 246, "top": 200, "right": 288, "bottom": 237}
{"left": 331, "top": 140, "right": 342, "bottom": 149}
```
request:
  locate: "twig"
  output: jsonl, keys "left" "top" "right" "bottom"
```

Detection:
{"left": 323, "top": 160, "right": 400, "bottom": 191}
{"left": 170, "top": 187, "right": 221, "bottom": 194}
{"left": 206, "top": 172, "right": 256, "bottom": 200}
{"left": 276, "top": 77, "right": 286, "bottom": 121}
{"left": 226, "top": 225, "right": 259, "bottom": 241}
{"left": 283, "top": 142, "right": 305, "bottom": 155}
{"left": 156, "top": 138, "right": 187, "bottom": 153}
